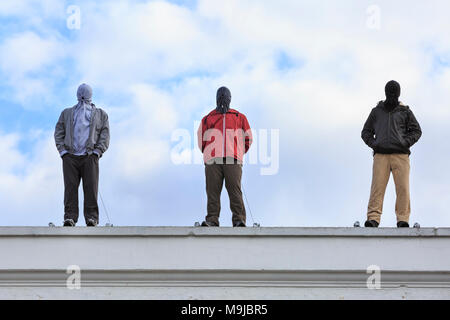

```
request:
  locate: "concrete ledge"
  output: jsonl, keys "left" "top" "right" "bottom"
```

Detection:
{"left": 1, "top": 227, "right": 449, "bottom": 299}
{"left": 0, "top": 226, "right": 449, "bottom": 237}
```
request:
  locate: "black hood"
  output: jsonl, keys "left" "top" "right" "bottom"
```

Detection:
{"left": 384, "top": 80, "right": 401, "bottom": 111}
{"left": 216, "top": 86, "right": 231, "bottom": 113}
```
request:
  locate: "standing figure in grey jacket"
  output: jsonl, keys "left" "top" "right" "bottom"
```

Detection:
{"left": 54, "top": 84, "right": 110, "bottom": 227}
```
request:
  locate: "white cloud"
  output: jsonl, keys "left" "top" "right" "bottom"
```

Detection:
{"left": 104, "top": 84, "right": 179, "bottom": 180}
{"left": 0, "top": 0, "right": 65, "bottom": 31}
{"left": 0, "top": 32, "right": 63, "bottom": 73}
{"left": 0, "top": 132, "right": 62, "bottom": 225}
{"left": 0, "top": 31, "right": 67, "bottom": 106}
{"left": 0, "top": 133, "right": 26, "bottom": 172}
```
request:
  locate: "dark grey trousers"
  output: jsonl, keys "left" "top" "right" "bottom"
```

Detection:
{"left": 205, "top": 162, "right": 246, "bottom": 226}
{"left": 63, "top": 154, "right": 99, "bottom": 224}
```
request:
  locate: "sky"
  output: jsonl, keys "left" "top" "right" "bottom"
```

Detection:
{"left": 0, "top": 0, "right": 449, "bottom": 227}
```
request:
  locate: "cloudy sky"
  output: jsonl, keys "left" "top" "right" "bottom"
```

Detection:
{"left": 0, "top": 0, "right": 449, "bottom": 227}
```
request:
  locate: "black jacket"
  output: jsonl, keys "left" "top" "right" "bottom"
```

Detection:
{"left": 361, "top": 101, "right": 422, "bottom": 155}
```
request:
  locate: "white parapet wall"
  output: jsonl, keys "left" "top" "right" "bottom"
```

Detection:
{"left": 0, "top": 227, "right": 449, "bottom": 300}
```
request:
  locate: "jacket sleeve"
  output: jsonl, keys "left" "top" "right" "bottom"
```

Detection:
{"left": 54, "top": 111, "right": 67, "bottom": 155}
{"left": 361, "top": 109, "right": 376, "bottom": 148}
{"left": 405, "top": 109, "right": 422, "bottom": 147}
{"left": 197, "top": 117, "right": 207, "bottom": 153}
{"left": 94, "top": 110, "right": 110, "bottom": 157}
{"left": 242, "top": 115, "right": 252, "bottom": 153}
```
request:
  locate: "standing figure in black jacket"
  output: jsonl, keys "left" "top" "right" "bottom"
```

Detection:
{"left": 361, "top": 80, "right": 422, "bottom": 228}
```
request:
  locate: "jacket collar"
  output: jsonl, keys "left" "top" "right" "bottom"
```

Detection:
{"left": 72, "top": 103, "right": 96, "bottom": 111}
{"left": 378, "top": 100, "right": 407, "bottom": 112}
{"left": 209, "top": 108, "right": 237, "bottom": 116}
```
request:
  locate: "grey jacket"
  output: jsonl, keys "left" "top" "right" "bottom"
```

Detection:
{"left": 54, "top": 104, "right": 110, "bottom": 157}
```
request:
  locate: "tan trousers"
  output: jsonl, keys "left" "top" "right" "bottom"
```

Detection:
{"left": 367, "top": 153, "right": 411, "bottom": 223}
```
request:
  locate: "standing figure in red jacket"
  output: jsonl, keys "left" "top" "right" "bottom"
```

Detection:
{"left": 197, "top": 87, "right": 253, "bottom": 227}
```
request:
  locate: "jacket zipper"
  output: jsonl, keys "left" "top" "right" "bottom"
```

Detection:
{"left": 387, "top": 111, "right": 391, "bottom": 146}
{"left": 222, "top": 113, "right": 226, "bottom": 157}
{"left": 88, "top": 107, "right": 96, "bottom": 153}
{"left": 70, "top": 108, "right": 75, "bottom": 152}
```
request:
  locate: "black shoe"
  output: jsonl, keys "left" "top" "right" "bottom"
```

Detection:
{"left": 201, "top": 221, "right": 219, "bottom": 227}
{"left": 86, "top": 219, "right": 98, "bottom": 227}
{"left": 397, "top": 221, "right": 409, "bottom": 228}
{"left": 364, "top": 220, "right": 379, "bottom": 228}
{"left": 63, "top": 219, "right": 75, "bottom": 227}
{"left": 233, "top": 221, "right": 246, "bottom": 227}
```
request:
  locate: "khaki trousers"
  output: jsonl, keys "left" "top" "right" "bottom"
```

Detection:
{"left": 205, "top": 162, "right": 246, "bottom": 226}
{"left": 367, "top": 153, "right": 411, "bottom": 223}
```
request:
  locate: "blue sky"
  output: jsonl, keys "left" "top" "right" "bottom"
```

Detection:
{"left": 1, "top": 0, "right": 450, "bottom": 227}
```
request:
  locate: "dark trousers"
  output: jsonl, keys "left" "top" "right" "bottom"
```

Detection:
{"left": 63, "top": 154, "right": 99, "bottom": 224}
{"left": 205, "top": 162, "right": 246, "bottom": 226}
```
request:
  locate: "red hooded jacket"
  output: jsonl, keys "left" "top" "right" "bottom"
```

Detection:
{"left": 198, "top": 108, "right": 252, "bottom": 163}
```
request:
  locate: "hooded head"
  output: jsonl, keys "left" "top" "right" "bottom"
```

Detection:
{"left": 384, "top": 80, "right": 401, "bottom": 110}
{"left": 77, "top": 83, "right": 93, "bottom": 104}
{"left": 216, "top": 86, "right": 231, "bottom": 113}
